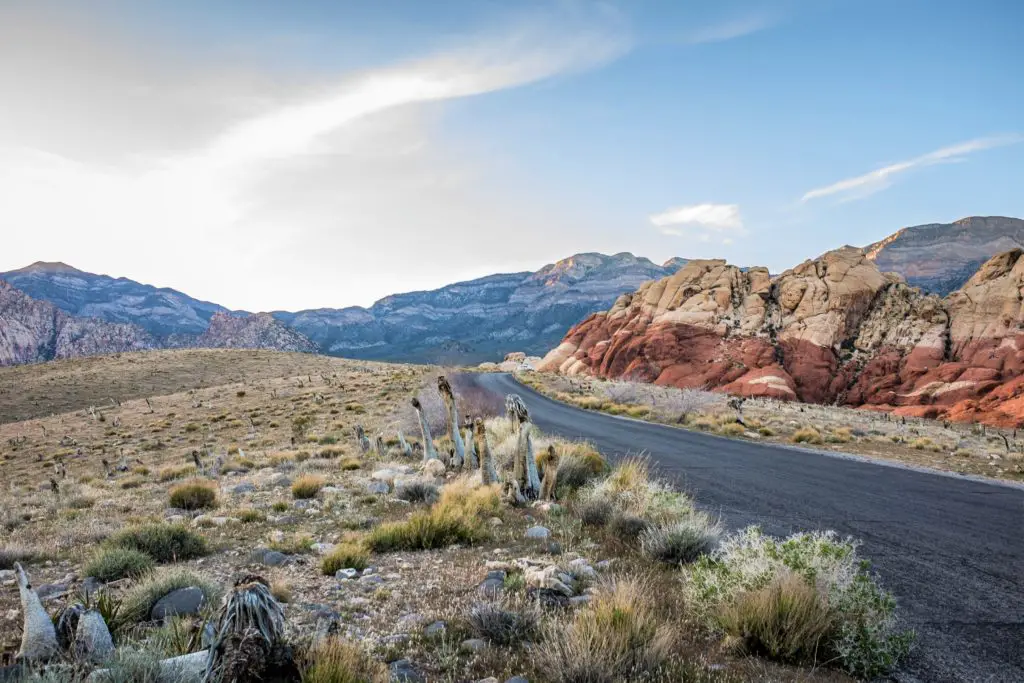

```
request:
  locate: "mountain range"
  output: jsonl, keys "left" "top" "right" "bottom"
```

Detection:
{"left": 0, "top": 253, "right": 686, "bottom": 366}
{"left": 1, "top": 216, "right": 1021, "bottom": 372}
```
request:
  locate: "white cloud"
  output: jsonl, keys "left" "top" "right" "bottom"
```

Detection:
{"left": 649, "top": 203, "right": 745, "bottom": 245}
{"left": 650, "top": 203, "right": 743, "bottom": 230}
{"left": 801, "top": 134, "right": 1023, "bottom": 203}
{"left": 0, "top": 5, "right": 630, "bottom": 311}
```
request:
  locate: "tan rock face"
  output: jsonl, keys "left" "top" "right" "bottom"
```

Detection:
{"left": 538, "top": 248, "right": 1024, "bottom": 427}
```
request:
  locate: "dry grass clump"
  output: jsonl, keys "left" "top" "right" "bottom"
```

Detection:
{"left": 826, "top": 427, "right": 853, "bottom": 444}
{"left": 238, "top": 508, "right": 266, "bottom": 524}
{"left": 292, "top": 474, "right": 326, "bottom": 499}
{"left": 911, "top": 437, "right": 941, "bottom": 452}
{"left": 719, "top": 572, "right": 835, "bottom": 664}
{"left": 393, "top": 479, "right": 439, "bottom": 504}
{"left": 120, "top": 567, "right": 221, "bottom": 625}
{"left": 535, "top": 576, "right": 675, "bottom": 683}
{"left": 467, "top": 598, "right": 539, "bottom": 646}
{"left": 168, "top": 479, "right": 218, "bottom": 510}
{"left": 83, "top": 546, "right": 154, "bottom": 582}
{"left": 106, "top": 523, "right": 208, "bottom": 563}
{"left": 301, "top": 636, "right": 387, "bottom": 683}
{"left": 718, "top": 422, "right": 746, "bottom": 437}
{"left": 321, "top": 542, "right": 370, "bottom": 576}
{"left": 339, "top": 457, "right": 362, "bottom": 471}
{"left": 366, "top": 481, "right": 499, "bottom": 552}
{"left": 791, "top": 427, "right": 823, "bottom": 445}
{"left": 640, "top": 513, "right": 721, "bottom": 565}
{"left": 0, "top": 545, "right": 40, "bottom": 570}
{"left": 158, "top": 464, "right": 197, "bottom": 482}
{"left": 580, "top": 457, "right": 692, "bottom": 526}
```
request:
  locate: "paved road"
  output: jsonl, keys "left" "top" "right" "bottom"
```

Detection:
{"left": 473, "top": 373, "right": 1024, "bottom": 683}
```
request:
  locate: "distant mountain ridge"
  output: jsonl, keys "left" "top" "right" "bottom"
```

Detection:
{"left": 864, "top": 216, "right": 1024, "bottom": 294}
{"left": 1, "top": 252, "right": 687, "bottom": 365}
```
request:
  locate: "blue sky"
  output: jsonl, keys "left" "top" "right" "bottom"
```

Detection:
{"left": 0, "top": 0, "right": 1021, "bottom": 309}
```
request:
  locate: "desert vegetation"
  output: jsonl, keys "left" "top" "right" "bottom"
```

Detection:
{"left": 520, "top": 372, "right": 1024, "bottom": 481}
{"left": 0, "top": 349, "right": 911, "bottom": 681}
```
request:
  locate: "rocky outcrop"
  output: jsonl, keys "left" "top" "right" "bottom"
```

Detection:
{"left": 196, "top": 312, "right": 317, "bottom": 353}
{"left": 0, "top": 280, "right": 157, "bottom": 366}
{"left": 865, "top": 216, "right": 1024, "bottom": 294}
{"left": 539, "top": 248, "right": 1024, "bottom": 427}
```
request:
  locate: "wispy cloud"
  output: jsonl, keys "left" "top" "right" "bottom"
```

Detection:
{"left": 801, "top": 134, "right": 1023, "bottom": 203}
{"left": 0, "top": 7, "right": 631, "bottom": 310}
{"left": 682, "top": 13, "right": 779, "bottom": 44}
{"left": 650, "top": 203, "right": 745, "bottom": 244}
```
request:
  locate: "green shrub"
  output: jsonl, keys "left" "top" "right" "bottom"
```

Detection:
{"left": 321, "top": 543, "right": 370, "bottom": 576}
{"left": 686, "top": 527, "right": 913, "bottom": 678}
{"left": 238, "top": 509, "right": 265, "bottom": 524}
{"left": 84, "top": 547, "right": 154, "bottom": 582}
{"left": 168, "top": 479, "right": 218, "bottom": 510}
{"left": 107, "top": 524, "right": 208, "bottom": 563}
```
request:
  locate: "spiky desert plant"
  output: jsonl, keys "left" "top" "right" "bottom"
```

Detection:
{"left": 505, "top": 394, "right": 529, "bottom": 432}
{"left": 204, "top": 575, "right": 296, "bottom": 683}
{"left": 474, "top": 418, "right": 500, "bottom": 485}
{"left": 397, "top": 430, "right": 413, "bottom": 458}
{"left": 515, "top": 422, "right": 542, "bottom": 499}
{"left": 411, "top": 398, "right": 439, "bottom": 463}
{"left": 14, "top": 563, "right": 59, "bottom": 662}
{"left": 437, "top": 376, "right": 465, "bottom": 469}
{"left": 354, "top": 425, "right": 371, "bottom": 454}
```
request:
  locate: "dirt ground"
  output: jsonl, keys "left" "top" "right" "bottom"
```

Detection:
{"left": 1, "top": 350, "right": 855, "bottom": 682}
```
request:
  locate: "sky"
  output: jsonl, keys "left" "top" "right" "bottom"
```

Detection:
{"left": 1, "top": 0, "right": 1022, "bottom": 311}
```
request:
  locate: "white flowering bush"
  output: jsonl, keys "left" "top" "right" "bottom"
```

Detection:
{"left": 578, "top": 457, "right": 693, "bottom": 525}
{"left": 686, "top": 526, "right": 914, "bottom": 678}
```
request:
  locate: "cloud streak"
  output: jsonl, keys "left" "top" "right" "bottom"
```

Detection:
{"left": 650, "top": 203, "right": 744, "bottom": 244}
{"left": 801, "top": 134, "right": 1023, "bottom": 203}
{"left": 681, "top": 13, "right": 779, "bottom": 44}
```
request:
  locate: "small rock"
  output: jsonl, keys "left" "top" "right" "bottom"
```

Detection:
{"left": 424, "top": 620, "right": 447, "bottom": 637}
{"left": 232, "top": 483, "right": 255, "bottom": 494}
{"left": 252, "top": 549, "right": 290, "bottom": 567}
{"left": 389, "top": 659, "right": 424, "bottom": 683}
{"left": 268, "top": 474, "right": 292, "bottom": 489}
{"left": 0, "top": 570, "right": 15, "bottom": 583}
{"left": 488, "top": 517, "right": 504, "bottom": 527}
{"left": 543, "top": 541, "right": 562, "bottom": 556}
{"left": 366, "top": 481, "right": 390, "bottom": 495}
{"left": 478, "top": 578, "right": 504, "bottom": 598}
{"left": 36, "top": 583, "right": 69, "bottom": 601}
{"left": 461, "top": 639, "right": 487, "bottom": 654}
{"left": 81, "top": 577, "right": 103, "bottom": 595}
{"left": 151, "top": 586, "right": 206, "bottom": 621}
{"left": 422, "top": 460, "right": 447, "bottom": 478}
{"left": 525, "top": 526, "right": 550, "bottom": 540}
{"left": 311, "top": 543, "right": 335, "bottom": 555}
{"left": 505, "top": 677, "right": 529, "bottom": 683}
{"left": 335, "top": 568, "right": 359, "bottom": 580}
{"left": 359, "top": 574, "right": 385, "bottom": 586}
{"left": 361, "top": 566, "right": 377, "bottom": 575}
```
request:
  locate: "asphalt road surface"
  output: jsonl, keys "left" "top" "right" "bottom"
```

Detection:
{"left": 472, "top": 373, "right": 1024, "bottom": 683}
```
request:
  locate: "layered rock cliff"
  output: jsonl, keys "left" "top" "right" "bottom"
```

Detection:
{"left": 539, "top": 248, "right": 1024, "bottom": 426}
{"left": 0, "top": 280, "right": 157, "bottom": 366}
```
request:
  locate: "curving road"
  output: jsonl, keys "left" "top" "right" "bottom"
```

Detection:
{"left": 473, "top": 373, "right": 1024, "bottom": 683}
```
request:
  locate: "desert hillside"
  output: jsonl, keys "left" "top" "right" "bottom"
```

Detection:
{"left": 0, "top": 350, "right": 910, "bottom": 682}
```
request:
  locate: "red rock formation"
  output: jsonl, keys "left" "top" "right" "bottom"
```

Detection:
{"left": 538, "top": 248, "right": 1024, "bottom": 427}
